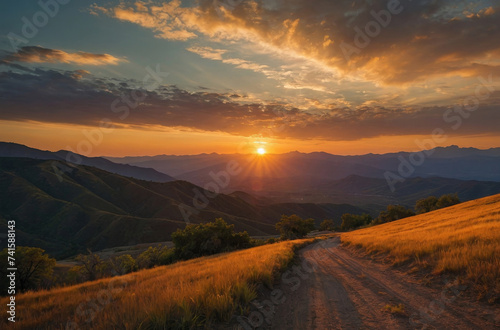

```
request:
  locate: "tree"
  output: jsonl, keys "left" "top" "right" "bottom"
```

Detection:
{"left": 275, "top": 215, "right": 315, "bottom": 239}
{"left": 172, "top": 218, "right": 252, "bottom": 259}
{"left": 415, "top": 196, "right": 439, "bottom": 214}
{"left": 136, "top": 245, "right": 174, "bottom": 269}
{"left": 376, "top": 205, "right": 415, "bottom": 224}
{"left": 109, "top": 254, "right": 137, "bottom": 275}
{"left": 0, "top": 247, "right": 56, "bottom": 293}
{"left": 415, "top": 194, "right": 461, "bottom": 214}
{"left": 436, "top": 193, "right": 461, "bottom": 209}
{"left": 340, "top": 214, "right": 372, "bottom": 231}
{"left": 319, "top": 219, "right": 336, "bottom": 231}
{"left": 74, "top": 250, "right": 106, "bottom": 281}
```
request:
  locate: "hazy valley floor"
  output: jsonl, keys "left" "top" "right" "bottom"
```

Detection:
{"left": 267, "top": 238, "right": 498, "bottom": 330}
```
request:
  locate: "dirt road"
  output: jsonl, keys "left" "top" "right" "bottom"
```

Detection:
{"left": 267, "top": 237, "right": 498, "bottom": 330}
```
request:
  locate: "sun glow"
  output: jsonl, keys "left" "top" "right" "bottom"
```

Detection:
{"left": 257, "top": 147, "right": 266, "bottom": 155}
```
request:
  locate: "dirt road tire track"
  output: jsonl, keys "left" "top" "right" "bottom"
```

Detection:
{"left": 269, "top": 237, "right": 498, "bottom": 329}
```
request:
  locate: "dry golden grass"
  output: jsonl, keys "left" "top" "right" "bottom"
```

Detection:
{"left": 341, "top": 194, "right": 500, "bottom": 301}
{"left": 383, "top": 303, "right": 406, "bottom": 316}
{"left": 1, "top": 239, "right": 313, "bottom": 329}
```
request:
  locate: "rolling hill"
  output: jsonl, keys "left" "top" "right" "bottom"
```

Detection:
{"left": 0, "top": 157, "right": 364, "bottom": 257}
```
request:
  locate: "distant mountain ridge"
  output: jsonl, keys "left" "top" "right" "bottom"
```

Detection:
{"left": 299, "top": 174, "right": 500, "bottom": 208}
{"left": 106, "top": 145, "right": 500, "bottom": 185}
{"left": 0, "top": 142, "right": 175, "bottom": 182}
{"left": 105, "top": 145, "right": 500, "bottom": 211}
{"left": 0, "top": 157, "right": 365, "bottom": 257}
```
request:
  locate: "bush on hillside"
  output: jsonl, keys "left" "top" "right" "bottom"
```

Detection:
{"left": 0, "top": 247, "right": 56, "bottom": 293}
{"left": 436, "top": 193, "right": 461, "bottom": 209}
{"left": 109, "top": 254, "right": 138, "bottom": 275}
{"left": 340, "top": 213, "right": 372, "bottom": 231}
{"left": 374, "top": 205, "right": 415, "bottom": 224}
{"left": 137, "top": 245, "right": 175, "bottom": 269}
{"left": 415, "top": 193, "right": 461, "bottom": 214}
{"left": 275, "top": 214, "right": 315, "bottom": 239}
{"left": 265, "top": 237, "right": 279, "bottom": 244}
{"left": 172, "top": 218, "right": 252, "bottom": 259}
{"left": 319, "top": 219, "right": 336, "bottom": 231}
{"left": 415, "top": 196, "right": 439, "bottom": 214}
{"left": 71, "top": 250, "right": 107, "bottom": 281}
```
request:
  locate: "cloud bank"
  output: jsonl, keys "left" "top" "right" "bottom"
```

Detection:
{"left": 0, "top": 66, "right": 498, "bottom": 141}
{"left": 2, "top": 46, "right": 127, "bottom": 66}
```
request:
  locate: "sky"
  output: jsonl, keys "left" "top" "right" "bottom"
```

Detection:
{"left": 0, "top": 0, "right": 499, "bottom": 156}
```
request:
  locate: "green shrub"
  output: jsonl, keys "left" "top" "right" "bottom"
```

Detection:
{"left": 109, "top": 254, "right": 137, "bottom": 275}
{"left": 73, "top": 250, "right": 107, "bottom": 281}
{"left": 436, "top": 193, "right": 461, "bottom": 209}
{"left": 415, "top": 193, "right": 461, "bottom": 214}
{"left": 172, "top": 218, "right": 252, "bottom": 260}
{"left": 374, "top": 205, "right": 414, "bottom": 225}
{"left": 319, "top": 219, "right": 336, "bottom": 231}
{"left": 415, "top": 196, "right": 439, "bottom": 214}
{"left": 137, "top": 245, "right": 174, "bottom": 268}
{"left": 0, "top": 247, "right": 55, "bottom": 293}
{"left": 340, "top": 213, "right": 372, "bottom": 230}
{"left": 275, "top": 214, "right": 315, "bottom": 239}
{"left": 265, "top": 237, "right": 279, "bottom": 244}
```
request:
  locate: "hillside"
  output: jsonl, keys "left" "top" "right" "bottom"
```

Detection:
{"left": 0, "top": 142, "right": 176, "bottom": 182}
{"left": 0, "top": 239, "right": 314, "bottom": 329}
{"left": 342, "top": 193, "right": 500, "bottom": 302}
{"left": 0, "top": 157, "right": 364, "bottom": 257}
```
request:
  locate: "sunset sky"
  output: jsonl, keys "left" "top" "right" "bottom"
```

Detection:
{"left": 1, "top": 0, "right": 499, "bottom": 156}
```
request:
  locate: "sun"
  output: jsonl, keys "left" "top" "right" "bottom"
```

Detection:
{"left": 257, "top": 147, "right": 266, "bottom": 155}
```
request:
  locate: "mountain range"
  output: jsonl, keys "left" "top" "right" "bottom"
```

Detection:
{"left": 2, "top": 142, "right": 500, "bottom": 257}
{"left": 105, "top": 145, "right": 500, "bottom": 209}
{"left": 0, "top": 157, "right": 363, "bottom": 257}
{"left": 106, "top": 145, "right": 500, "bottom": 186}
{"left": 0, "top": 142, "right": 175, "bottom": 182}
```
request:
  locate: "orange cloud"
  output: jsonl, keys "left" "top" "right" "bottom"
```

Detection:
{"left": 96, "top": 1, "right": 500, "bottom": 85}
{"left": 3, "top": 46, "right": 127, "bottom": 66}
{"left": 92, "top": 1, "right": 197, "bottom": 41}
{"left": 186, "top": 46, "right": 227, "bottom": 60}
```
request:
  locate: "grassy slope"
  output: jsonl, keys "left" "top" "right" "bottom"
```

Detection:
{"left": 0, "top": 239, "right": 313, "bottom": 329}
{"left": 341, "top": 193, "right": 500, "bottom": 301}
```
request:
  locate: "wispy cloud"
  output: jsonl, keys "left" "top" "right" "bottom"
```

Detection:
{"left": 186, "top": 46, "right": 227, "bottom": 60}
{"left": 91, "top": 1, "right": 197, "bottom": 41}
{"left": 185, "top": 45, "right": 337, "bottom": 94}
